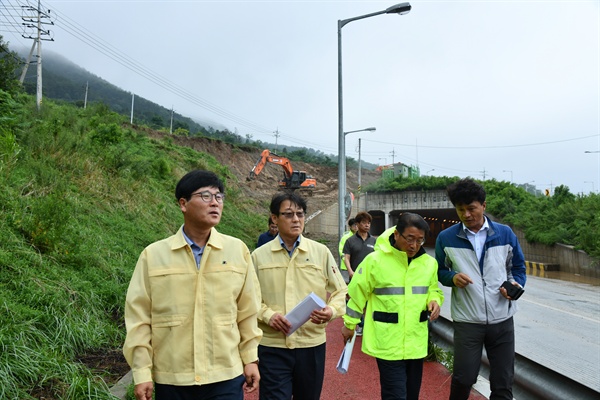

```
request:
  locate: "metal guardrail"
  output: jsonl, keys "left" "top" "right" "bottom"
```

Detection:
{"left": 429, "top": 316, "right": 600, "bottom": 400}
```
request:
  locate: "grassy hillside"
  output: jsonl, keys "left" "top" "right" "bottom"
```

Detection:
{"left": 0, "top": 89, "right": 265, "bottom": 399}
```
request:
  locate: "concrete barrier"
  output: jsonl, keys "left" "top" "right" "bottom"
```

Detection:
{"left": 525, "top": 261, "right": 560, "bottom": 277}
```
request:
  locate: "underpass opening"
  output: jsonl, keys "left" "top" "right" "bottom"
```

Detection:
{"left": 368, "top": 208, "right": 459, "bottom": 247}
{"left": 368, "top": 210, "right": 386, "bottom": 234}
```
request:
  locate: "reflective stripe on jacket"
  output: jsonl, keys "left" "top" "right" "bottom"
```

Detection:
{"left": 343, "top": 238, "right": 443, "bottom": 361}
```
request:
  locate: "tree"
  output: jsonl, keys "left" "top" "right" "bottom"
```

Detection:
{"left": 552, "top": 184, "right": 575, "bottom": 206}
{"left": 0, "top": 36, "right": 22, "bottom": 94}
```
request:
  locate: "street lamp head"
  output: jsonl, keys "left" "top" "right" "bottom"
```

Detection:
{"left": 386, "top": 2, "right": 412, "bottom": 15}
{"left": 344, "top": 127, "right": 377, "bottom": 135}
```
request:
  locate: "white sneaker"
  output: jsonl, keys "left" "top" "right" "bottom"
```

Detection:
{"left": 355, "top": 326, "right": 363, "bottom": 336}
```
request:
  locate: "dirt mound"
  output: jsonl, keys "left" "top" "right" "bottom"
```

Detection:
{"left": 142, "top": 128, "right": 381, "bottom": 215}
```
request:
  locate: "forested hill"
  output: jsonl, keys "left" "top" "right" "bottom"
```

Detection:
{"left": 15, "top": 48, "right": 367, "bottom": 169}
{"left": 17, "top": 49, "right": 210, "bottom": 135}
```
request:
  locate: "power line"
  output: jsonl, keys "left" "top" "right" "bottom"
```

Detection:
{"left": 1, "top": 1, "right": 345, "bottom": 153}
{"left": 363, "top": 134, "right": 597, "bottom": 150}
{"left": 3, "top": 0, "right": 279, "bottom": 134}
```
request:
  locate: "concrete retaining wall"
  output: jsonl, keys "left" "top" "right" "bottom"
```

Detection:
{"left": 515, "top": 230, "right": 599, "bottom": 278}
{"left": 304, "top": 202, "right": 338, "bottom": 236}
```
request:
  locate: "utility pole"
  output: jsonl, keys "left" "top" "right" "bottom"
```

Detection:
{"left": 390, "top": 148, "right": 395, "bottom": 165}
{"left": 130, "top": 93, "right": 135, "bottom": 124}
{"left": 19, "top": 44, "right": 36, "bottom": 84}
{"left": 358, "top": 138, "right": 362, "bottom": 193}
{"left": 415, "top": 139, "right": 419, "bottom": 172}
{"left": 83, "top": 81, "right": 88, "bottom": 109}
{"left": 19, "top": 1, "right": 54, "bottom": 111}
{"left": 170, "top": 107, "right": 174, "bottom": 134}
{"left": 273, "top": 128, "right": 280, "bottom": 152}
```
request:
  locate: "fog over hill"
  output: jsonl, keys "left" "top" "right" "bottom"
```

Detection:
{"left": 16, "top": 48, "right": 231, "bottom": 132}
{"left": 15, "top": 48, "right": 378, "bottom": 169}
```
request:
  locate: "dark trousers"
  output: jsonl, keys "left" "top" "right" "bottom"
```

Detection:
{"left": 258, "top": 343, "right": 326, "bottom": 400}
{"left": 155, "top": 375, "right": 245, "bottom": 400}
{"left": 376, "top": 358, "right": 424, "bottom": 400}
{"left": 450, "top": 317, "right": 515, "bottom": 400}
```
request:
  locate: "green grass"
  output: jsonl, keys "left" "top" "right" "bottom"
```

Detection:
{"left": 0, "top": 90, "right": 264, "bottom": 399}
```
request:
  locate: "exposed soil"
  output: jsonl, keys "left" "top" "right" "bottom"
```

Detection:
{"left": 78, "top": 349, "right": 131, "bottom": 384}
{"left": 140, "top": 126, "right": 381, "bottom": 216}
{"left": 29, "top": 350, "right": 129, "bottom": 399}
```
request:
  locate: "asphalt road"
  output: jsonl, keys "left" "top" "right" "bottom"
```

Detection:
{"left": 439, "top": 274, "right": 600, "bottom": 392}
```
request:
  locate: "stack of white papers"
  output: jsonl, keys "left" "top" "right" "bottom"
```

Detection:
{"left": 284, "top": 292, "right": 326, "bottom": 336}
{"left": 336, "top": 332, "right": 357, "bottom": 374}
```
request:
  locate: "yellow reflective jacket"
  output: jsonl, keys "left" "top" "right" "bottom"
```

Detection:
{"left": 343, "top": 235, "right": 443, "bottom": 360}
{"left": 338, "top": 230, "right": 354, "bottom": 268}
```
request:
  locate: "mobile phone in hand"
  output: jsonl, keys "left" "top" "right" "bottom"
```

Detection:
{"left": 501, "top": 281, "right": 524, "bottom": 300}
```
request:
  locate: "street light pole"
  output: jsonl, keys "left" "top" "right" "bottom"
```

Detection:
{"left": 337, "top": 3, "right": 411, "bottom": 242}
{"left": 344, "top": 127, "right": 375, "bottom": 194}
{"left": 358, "top": 138, "right": 362, "bottom": 191}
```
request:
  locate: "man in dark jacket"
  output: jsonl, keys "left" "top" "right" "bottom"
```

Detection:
{"left": 256, "top": 216, "right": 278, "bottom": 248}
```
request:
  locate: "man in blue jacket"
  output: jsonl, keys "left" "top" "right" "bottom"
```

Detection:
{"left": 256, "top": 216, "right": 278, "bottom": 248}
{"left": 436, "top": 178, "right": 526, "bottom": 400}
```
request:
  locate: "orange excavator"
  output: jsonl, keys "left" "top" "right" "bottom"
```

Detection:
{"left": 247, "top": 149, "right": 317, "bottom": 192}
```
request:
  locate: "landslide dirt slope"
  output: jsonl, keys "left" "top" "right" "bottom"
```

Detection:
{"left": 144, "top": 129, "right": 381, "bottom": 216}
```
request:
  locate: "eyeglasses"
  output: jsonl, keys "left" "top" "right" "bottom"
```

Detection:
{"left": 191, "top": 191, "right": 225, "bottom": 203}
{"left": 400, "top": 233, "right": 426, "bottom": 246}
{"left": 279, "top": 211, "right": 305, "bottom": 219}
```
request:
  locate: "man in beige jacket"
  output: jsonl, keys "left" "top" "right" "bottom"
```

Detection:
{"left": 123, "top": 170, "right": 262, "bottom": 400}
{"left": 251, "top": 192, "right": 347, "bottom": 400}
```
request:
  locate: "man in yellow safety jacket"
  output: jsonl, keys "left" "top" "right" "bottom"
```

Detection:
{"left": 342, "top": 212, "right": 444, "bottom": 400}
{"left": 338, "top": 218, "right": 357, "bottom": 283}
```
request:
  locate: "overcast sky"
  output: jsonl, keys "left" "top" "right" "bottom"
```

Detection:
{"left": 2, "top": 0, "right": 599, "bottom": 195}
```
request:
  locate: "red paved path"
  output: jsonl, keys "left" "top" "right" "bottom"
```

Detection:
{"left": 245, "top": 317, "right": 486, "bottom": 400}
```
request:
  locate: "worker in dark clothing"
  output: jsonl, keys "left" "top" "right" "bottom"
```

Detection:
{"left": 257, "top": 216, "right": 278, "bottom": 248}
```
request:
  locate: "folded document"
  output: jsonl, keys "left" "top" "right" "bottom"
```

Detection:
{"left": 336, "top": 332, "right": 357, "bottom": 374}
{"left": 284, "top": 292, "right": 326, "bottom": 336}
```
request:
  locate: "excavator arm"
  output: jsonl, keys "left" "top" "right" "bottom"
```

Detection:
{"left": 247, "top": 149, "right": 294, "bottom": 181}
{"left": 247, "top": 149, "right": 316, "bottom": 192}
